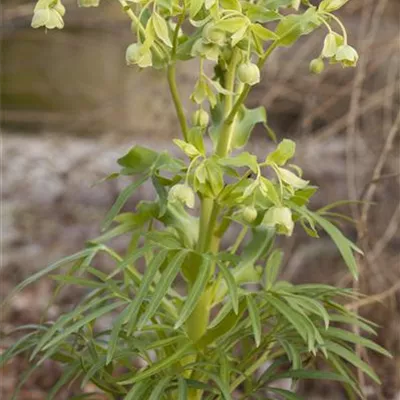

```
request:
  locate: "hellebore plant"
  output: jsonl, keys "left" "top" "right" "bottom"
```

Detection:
{"left": 2, "top": 0, "right": 390, "bottom": 399}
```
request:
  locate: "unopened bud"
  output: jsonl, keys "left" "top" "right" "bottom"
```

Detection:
{"left": 309, "top": 58, "right": 325, "bottom": 74}
{"left": 191, "top": 109, "right": 209, "bottom": 128}
{"left": 242, "top": 206, "right": 257, "bottom": 223}
{"left": 237, "top": 62, "right": 260, "bottom": 86}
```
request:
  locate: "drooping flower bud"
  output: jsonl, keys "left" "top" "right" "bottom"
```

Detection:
{"left": 241, "top": 206, "right": 258, "bottom": 223}
{"left": 31, "top": 0, "right": 65, "bottom": 29}
{"left": 334, "top": 44, "right": 359, "bottom": 67}
{"left": 237, "top": 62, "right": 260, "bottom": 86}
{"left": 202, "top": 23, "right": 226, "bottom": 46}
{"left": 309, "top": 58, "right": 325, "bottom": 75}
{"left": 191, "top": 109, "right": 209, "bottom": 128}
{"left": 126, "top": 43, "right": 152, "bottom": 68}
{"left": 168, "top": 184, "right": 195, "bottom": 208}
{"left": 263, "top": 206, "right": 294, "bottom": 236}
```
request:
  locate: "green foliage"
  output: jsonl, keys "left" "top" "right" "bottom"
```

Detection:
{"left": 2, "top": 0, "right": 389, "bottom": 399}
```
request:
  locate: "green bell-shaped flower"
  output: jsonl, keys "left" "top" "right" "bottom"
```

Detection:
{"left": 241, "top": 206, "right": 258, "bottom": 223}
{"left": 31, "top": 0, "right": 65, "bottom": 29}
{"left": 237, "top": 62, "right": 260, "bottom": 86}
{"left": 125, "top": 43, "right": 153, "bottom": 68}
{"left": 191, "top": 109, "right": 209, "bottom": 127}
{"left": 263, "top": 206, "right": 294, "bottom": 236}
{"left": 334, "top": 44, "right": 359, "bottom": 67}
{"left": 168, "top": 184, "right": 195, "bottom": 209}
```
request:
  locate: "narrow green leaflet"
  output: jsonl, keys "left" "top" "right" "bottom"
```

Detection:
{"left": 283, "top": 293, "right": 330, "bottom": 329}
{"left": 272, "top": 369, "right": 348, "bottom": 383}
{"left": 264, "top": 249, "right": 283, "bottom": 289}
{"left": 246, "top": 295, "right": 261, "bottom": 347}
{"left": 268, "top": 388, "right": 305, "bottom": 400}
{"left": 120, "top": 343, "right": 195, "bottom": 385}
{"left": 106, "top": 306, "right": 131, "bottom": 364}
{"left": 177, "top": 377, "right": 188, "bottom": 400}
{"left": 267, "top": 295, "right": 308, "bottom": 343}
{"left": 326, "top": 327, "right": 392, "bottom": 358}
{"left": 137, "top": 250, "right": 188, "bottom": 330}
{"left": 208, "top": 300, "right": 234, "bottom": 329}
{"left": 325, "top": 341, "right": 381, "bottom": 384}
{"left": 309, "top": 210, "right": 362, "bottom": 279}
{"left": 126, "top": 249, "right": 169, "bottom": 334}
{"left": 102, "top": 174, "right": 148, "bottom": 231}
{"left": 41, "top": 301, "right": 126, "bottom": 351}
{"left": 2, "top": 247, "right": 99, "bottom": 306}
{"left": 46, "top": 361, "right": 82, "bottom": 400}
{"left": 218, "top": 263, "right": 239, "bottom": 314}
{"left": 148, "top": 376, "right": 171, "bottom": 400}
{"left": 125, "top": 381, "right": 151, "bottom": 400}
{"left": 174, "top": 255, "right": 211, "bottom": 329}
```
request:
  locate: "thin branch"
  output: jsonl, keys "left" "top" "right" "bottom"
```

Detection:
{"left": 346, "top": 280, "right": 400, "bottom": 310}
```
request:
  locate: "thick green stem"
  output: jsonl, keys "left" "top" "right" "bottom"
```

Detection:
{"left": 216, "top": 49, "right": 241, "bottom": 157}
{"left": 185, "top": 43, "right": 278, "bottom": 400}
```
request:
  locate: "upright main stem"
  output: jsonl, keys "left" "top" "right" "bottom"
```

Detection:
{"left": 186, "top": 52, "right": 241, "bottom": 400}
{"left": 169, "top": 42, "right": 277, "bottom": 399}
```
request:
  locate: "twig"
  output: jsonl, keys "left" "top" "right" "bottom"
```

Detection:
{"left": 346, "top": 280, "right": 400, "bottom": 310}
{"left": 313, "top": 81, "right": 399, "bottom": 142}
{"left": 360, "top": 110, "right": 400, "bottom": 229}
{"left": 370, "top": 203, "right": 400, "bottom": 262}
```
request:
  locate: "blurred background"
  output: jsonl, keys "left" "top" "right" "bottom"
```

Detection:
{"left": 1, "top": 1, "right": 399, "bottom": 399}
